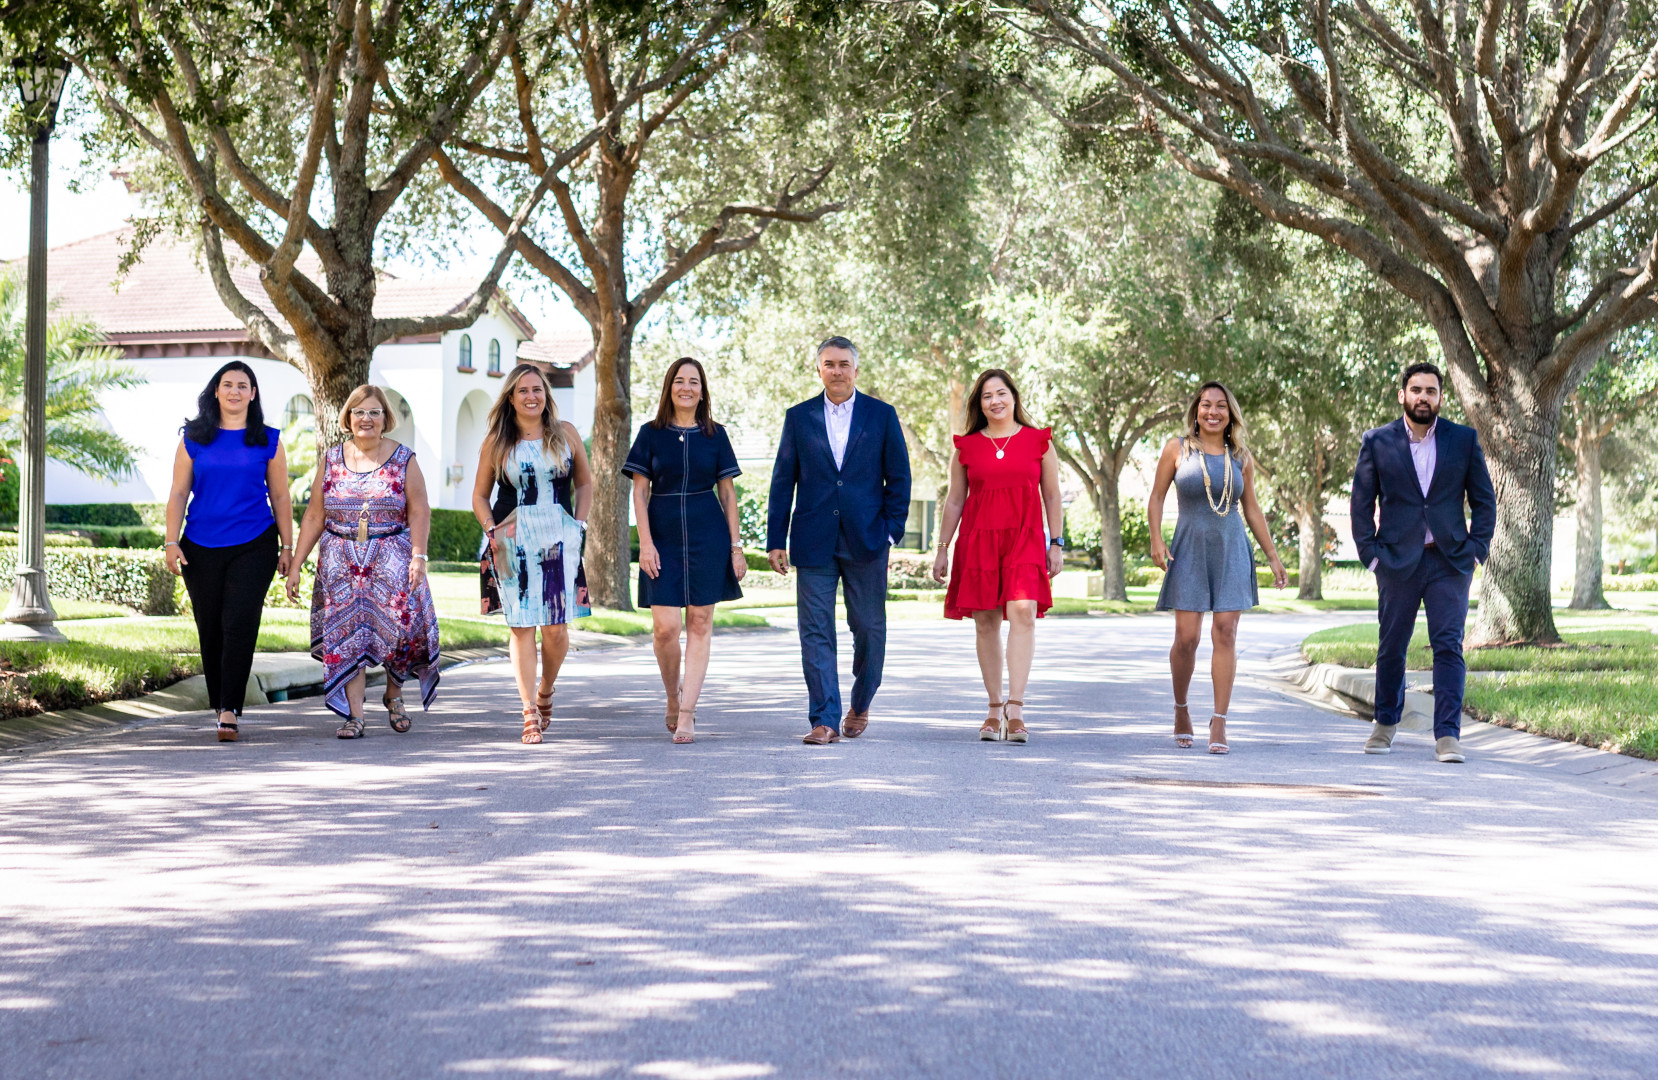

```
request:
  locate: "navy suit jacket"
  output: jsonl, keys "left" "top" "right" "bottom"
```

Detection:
{"left": 767, "top": 391, "right": 911, "bottom": 567}
{"left": 1350, "top": 417, "right": 1495, "bottom": 575}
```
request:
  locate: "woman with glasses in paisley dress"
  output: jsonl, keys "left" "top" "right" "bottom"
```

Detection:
{"left": 287, "top": 385, "right": 441, "bottom": 738}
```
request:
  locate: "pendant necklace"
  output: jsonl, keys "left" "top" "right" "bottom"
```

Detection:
{"left": 988, "top": 428, "right": 1017, "bottom": 460}
{"left": 1198, "top": 441, "right": 1235, "bottom": 516}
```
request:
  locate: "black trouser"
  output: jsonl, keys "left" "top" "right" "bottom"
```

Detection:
{"left": 180, "top": 525, "right": 279, "bottom": 717}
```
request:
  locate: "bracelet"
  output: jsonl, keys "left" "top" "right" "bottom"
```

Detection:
{"left": 164, "top": 541, "right": 181, "bottom": 549}
{"left": 412, "top": 553, "right": 429, "bottom": 562}
{"left": 730, "top": 543, "right": 743, "bottom": 552}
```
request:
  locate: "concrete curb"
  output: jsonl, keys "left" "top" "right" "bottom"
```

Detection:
{"left": 1268, "top": 655, "right": 1658, "bottom": 796}
{"left": 0, "top": 630, "right": 633, "bottom": 754}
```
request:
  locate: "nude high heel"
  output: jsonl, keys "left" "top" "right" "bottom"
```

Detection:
{"left": 1004, "top": 700, "right": 1027, "bottom": 744}
{"left": 1208, "top": 713, "right": 1229, "bottom": 755}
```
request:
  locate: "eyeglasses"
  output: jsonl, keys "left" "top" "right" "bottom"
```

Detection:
{"left": 350, "top": 408, "right": 384, "bottom": 419}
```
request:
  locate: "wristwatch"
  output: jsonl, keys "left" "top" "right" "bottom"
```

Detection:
{"left": 1048, "top": 538, "right": 1065, "bottom": 549}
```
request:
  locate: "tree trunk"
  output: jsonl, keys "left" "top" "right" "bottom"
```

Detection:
{"left": 306, "top": 359, "right": 368, "bottom": 450}
{"left": 1468, "top": 400, "right": 1562, "bottom": 643}
{"left": 1096, "top": 473, "right": 1127, "bottom": 602}
{"left": 1569, "top": 429, "right": 1610, "bottom": 610}
{"left": 584, "top": 326, "right": 633, "bottom": 611}
{"left": 1296, "top": 502, "right": 1324, "bottom": 601}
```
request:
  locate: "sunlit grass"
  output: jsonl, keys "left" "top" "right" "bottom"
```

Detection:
{"left": 1302, "top": 620, "right": 1658, "bottom": 759}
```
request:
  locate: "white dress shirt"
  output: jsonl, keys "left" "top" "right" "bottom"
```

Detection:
{"left": 825, "top": 390, "right": 856, "bottom": 470}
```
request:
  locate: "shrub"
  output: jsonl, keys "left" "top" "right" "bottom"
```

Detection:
{"left": 734, "top": 473, "right": 771, "bottom": 549}
{"left": 427, "top": 508, "right": 484, "bottom": 562}
{"left": 1603, "top": 573, "right": 1658, "bottom": 592}
{"left": 1256, "top": 567, "right": 1300, "bottom": 589}
{"left": 46, "top": 524, "right": 165, "bottom": 548}
{"left": 0, "top": 531, "right": 95, "bottom": 548}
{"left": 1125, "top": 565, "right": 1165, "bottom": 587}
{"left": 0, "top": 457, "right": 16, "bottom": 524}
{"left": 44, "top": 502, "right": 167, "bottom": 527}
{"left": 8, "top": 547, "right": 183, "bottom": 615}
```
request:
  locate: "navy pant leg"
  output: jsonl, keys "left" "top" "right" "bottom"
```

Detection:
{"left": 1420, "top": 547, "right": 1472, "bottom": 740}
{"left": 795, "top": 562, "right": 842, "bottom": 731}
{"left": 839, "top": 544, "right": 889, "bottom": 715}
{"left": 1373, "top": 559, "right": 1427, "bottom": 727}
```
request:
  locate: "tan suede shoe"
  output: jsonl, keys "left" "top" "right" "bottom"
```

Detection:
{"left": 1435, "top": 736, "right": 1466, "bottom": 763}
{"left": 1363, "top": 723, "right": 1397, "bottom": 755}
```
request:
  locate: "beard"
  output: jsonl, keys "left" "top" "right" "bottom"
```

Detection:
{"left": 1405, "top": 399, "right": 1439, "bottom": 424}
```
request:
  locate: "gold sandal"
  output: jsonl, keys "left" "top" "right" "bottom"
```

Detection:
{"left": 979, "top": 701, "right": 1003, "bottom": 741}
{"left": 1004, "top": 699, "right": 1028, "bottom": 744}
{"left": 520, "top": 706, "right": 542, "bottom": 745}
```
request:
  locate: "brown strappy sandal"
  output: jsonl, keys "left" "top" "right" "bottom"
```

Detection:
{"left": 384, "top": 693, "right": 412, "bottom": 734}
{"left": 1003, "top": 699, "right": 1028, "bottom": 744}
{"left": 537, "top": 686, "right": 554, "bottom": 733}
{"left": 520, "top": 706, "right": 542, "bottom": 745}
{"left": 979, "top": 701, "right": 1004, "bottom": 741}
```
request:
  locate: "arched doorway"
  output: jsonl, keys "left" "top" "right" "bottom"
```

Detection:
{"left": 381, "top": 386, "right": 415, "bottom": 447}
{"left": 454, "top": 389, "right": 494, "bottom": 493}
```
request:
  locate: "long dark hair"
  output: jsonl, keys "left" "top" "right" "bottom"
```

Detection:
{"left": 182, "top": 361, "right": 268, "bottom": 446}
{"left": 650, "top": 357, "right": 716, "bottom": 437}
{"left": 963, "top": 368, "right": 1036, "bottom": 434}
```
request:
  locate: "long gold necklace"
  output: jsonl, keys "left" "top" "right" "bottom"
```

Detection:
{"left": 1196, "top": 440, "right": 1235, "bottom": 516}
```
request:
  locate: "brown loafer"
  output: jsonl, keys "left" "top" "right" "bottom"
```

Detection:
{"left": 842, "top": 710, "right": 869, "bottom": 738}
{"left": 802, "top": 725, "right": 842, "bottom": 745}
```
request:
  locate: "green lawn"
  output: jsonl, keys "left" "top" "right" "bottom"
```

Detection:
{"left": 0, "top": 639, "right": 197, "bottom": 720}
{"left": 1302, "top": 620, "right": 1658, "bottom": 760}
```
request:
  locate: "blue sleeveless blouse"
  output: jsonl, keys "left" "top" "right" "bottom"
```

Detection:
{"left": 183, "top": 427, "right": 280, "bottom": 547}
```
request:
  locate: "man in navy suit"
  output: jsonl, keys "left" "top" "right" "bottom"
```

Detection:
{"left": 1351, "top": 361, "right": 1496, "bottom": 763}
{"left": 768, "top": 337, "right": 911, "bottom": 744}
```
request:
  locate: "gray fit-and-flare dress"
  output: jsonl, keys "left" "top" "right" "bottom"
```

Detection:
{"left": 1155, "top": 443, "right": 1259, "bottom": 613}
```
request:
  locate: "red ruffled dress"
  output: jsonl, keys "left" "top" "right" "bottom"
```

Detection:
{"left": 945, "top": 426, "right": 1054, "bottom": 620}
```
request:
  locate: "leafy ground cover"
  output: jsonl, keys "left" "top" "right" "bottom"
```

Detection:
{"left": 1302, "top": 619, "right": 1658, "bottom": 760}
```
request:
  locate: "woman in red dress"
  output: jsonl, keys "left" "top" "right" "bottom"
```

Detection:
{"left": 931, "top": 368, "right": 1065, "bottom": 742}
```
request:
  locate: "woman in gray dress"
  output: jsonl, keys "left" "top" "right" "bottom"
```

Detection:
{"left": 1148, "top": 381, "right": 1287, "bottom": 754}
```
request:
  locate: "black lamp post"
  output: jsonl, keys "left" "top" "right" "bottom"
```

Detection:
{"left": 2, "top": 52, "right": 72, "bottom": 642}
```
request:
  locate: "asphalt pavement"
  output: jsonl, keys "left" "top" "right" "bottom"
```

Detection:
{"left": 2, "top": 611, "right": 1656, "bottom": 1079}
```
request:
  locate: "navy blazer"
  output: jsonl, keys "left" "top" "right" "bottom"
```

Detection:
{"left": 1350, "top": 417, "right": 1495, "bottom": 575}
{"left": 767, "top": 391, "right": 911, "bottom": 567}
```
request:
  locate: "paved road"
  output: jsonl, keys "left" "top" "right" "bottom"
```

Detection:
{"left": 3, "top": 612, "right": 1657, "bottom": 1079}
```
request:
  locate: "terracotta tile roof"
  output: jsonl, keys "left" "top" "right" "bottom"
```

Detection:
{"left": 3, "top": 228, "right": 538, "bottom": 342}
{"left": 518, "top": 332, "right": 595, "bottom": 371}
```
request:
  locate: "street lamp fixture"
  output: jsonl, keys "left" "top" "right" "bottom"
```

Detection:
{"left": 2, "top": 50, "right": 74, "bottom": 642}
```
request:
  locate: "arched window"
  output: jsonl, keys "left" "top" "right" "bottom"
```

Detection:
{"left": 487, "top": 339, "right": 502, "bottom": 375}
{"left": 283, "top": 394, "right": 315, "bottom": 431}
{"left": 458, "top": 334, "right": 473, "bottom": 371}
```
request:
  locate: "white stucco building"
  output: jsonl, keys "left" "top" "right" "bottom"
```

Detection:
{"left": 17, "top": 229, "right": 594, "bottom": 510}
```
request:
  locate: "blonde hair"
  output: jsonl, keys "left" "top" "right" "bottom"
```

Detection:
{"left": 486, "top": 363, "right": 568, "bottom": 479}
{"left": 338, "top": 384, "right": 397, "bottom": 434}
{"left": 1182, "top": 380, "right": 1249, "bottom": 461}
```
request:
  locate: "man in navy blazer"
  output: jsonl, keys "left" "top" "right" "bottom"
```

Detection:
{"left": 767, "top": 337, "right": 911, "bottom": 744}
{"left": 1350, "top": 361, "right": 1495, "bottom": 763}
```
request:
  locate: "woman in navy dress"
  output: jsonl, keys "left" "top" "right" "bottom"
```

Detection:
{"left": 625, "top": 357, "right": 746, "bottom": 744}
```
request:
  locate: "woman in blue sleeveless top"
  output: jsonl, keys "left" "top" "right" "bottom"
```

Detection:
{"left": 163, "top": 362, "right": 294, "bottom": 742}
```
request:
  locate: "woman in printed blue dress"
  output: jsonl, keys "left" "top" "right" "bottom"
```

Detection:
{"left": 624, "top": 357, "right": 746, "bottom": 743}
{"left": 471, "top": 364, "right": 593, "bottom": 745}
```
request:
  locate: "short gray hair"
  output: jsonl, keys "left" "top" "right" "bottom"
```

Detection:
{"left": 816, "top": 335, "right": 859, "bottom": 367}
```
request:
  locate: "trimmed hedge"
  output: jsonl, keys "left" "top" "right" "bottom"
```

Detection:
{"left": 0, "top": 546, "right": 182, "bottom": 615}
{"left": 429, "top": 508, "right": 484, "bottom": 562}
{"left": 45, "top": 502, "right": 167, "bottom": 527}
{"left": 46, "top": 524, "right": 166, "bottom": 549}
